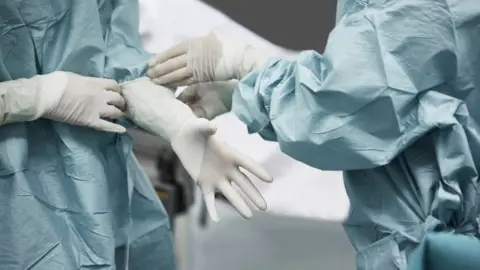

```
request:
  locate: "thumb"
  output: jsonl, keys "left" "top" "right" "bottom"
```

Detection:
{"left": 91, "top": 119, "right": 127, "bottom": 133}
{"left": 194, "top": 118, "right": 217, "bottom": 136}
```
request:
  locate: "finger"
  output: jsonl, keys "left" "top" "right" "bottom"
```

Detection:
{"left": 203, "top": 192, "right": 219, "bottom": 222}
{"left": 229, "top": 169, "right": 267, "bottom": 211}
{"left": 100, "top": 105, "right": 125, "bottom": 119}
{"left": 91, "top": 119, "right": 127, "bottom": 133}
{"left": 147, "top": 54, "right": 187, "bottom": 79}
{"left": 167, "top": 76, "right": 198, "bottom": 88}
{"left": 217, "top": 181, "right": 252, "bottom": 219}
{"left": 152, "top": 67, "right": 191, "bottom": 85}
{"left": 194, "top": 118, "right": 217, "bottom": 136}
{"left": 234, "top": 153, "right": 273, "bottom": 183}
{"left": 231, "top": 182, "right": 258, "bottom": 210}
{"left": 148, "top": 42, "right": 189, "bottom": 67}
{"left": 104, "top": 91, "right": 126, "bottom": 111}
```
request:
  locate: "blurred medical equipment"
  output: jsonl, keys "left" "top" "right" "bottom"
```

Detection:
{"left": 146, "top": 0, "right": 480, "bottom": 269}
{"left": 154, "top": 142, "right": 189, "bottom": 229}
{"left": 0, "top": 1, "right": 177, "bottom": 269}
{"left": 129, "top": 129, "right": 195, "bottom": 228}
{"left": 121, "top": 78, "right": 273, "bottom": 221}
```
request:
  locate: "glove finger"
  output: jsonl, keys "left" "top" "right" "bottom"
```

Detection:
{"left": 104, "top": 91, "right": 126, "bottom": 111}
{"left": 152, "top": 67, "right": 192, "bottom": 86}
{"left": 231, "top": 182, "right": 258, "bottom": 211}
{"left": 234, "top": 152, "right": 273, "bottom": 183}
{"left": 100, "top": 105, "right": 125, "bottom": 119}
{"left": 90, "top": 119, "right": 127, "bottom": 133}
{"left": 147, "top": 54, "right": 188, "bottom": 79}
{"left": 203, "top": 191, "right": 220, "bottom": 222}
{"left": 167, "top": 76, "right": 198, "bottom": 88}
{"left": 217, "top": 181, "right": 252, "bottom": 219}
{"left": 229, "top": 169, "right": 267, "bottom": 211}
{"left": 148, "top": 42, "right": 189, "bottom": 67}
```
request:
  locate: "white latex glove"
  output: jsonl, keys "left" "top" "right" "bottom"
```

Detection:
{"left": 0, "top": 71, "right": 126, "bottom": 133}
{"left": 178, "top": 81, "right": 237, "bottom": 120}
{"left": 121, "top": 78, "right": 273, "bottom": 221}
{"left": 147, "top": 31, "right": 269, "bottom": 87}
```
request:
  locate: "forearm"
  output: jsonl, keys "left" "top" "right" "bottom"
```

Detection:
{"left": 0, "top": 73, "right": 64, "bottom": 125}
{"left": 121, "top": 78, "right": 198, "bottom": 142}
{"left": 232, "top": 0, "right": 457, "bottom": 170}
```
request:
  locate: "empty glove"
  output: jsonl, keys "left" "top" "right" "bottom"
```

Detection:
{"left": 178, "top": 81, "right": 237, "bottom": 120}
{"left": 0, "top": 71, "right": 126, "bottom": 133}
{"left": 147, "top": 31, "right": 269, "bottom": 86}
{"left": 121, "top": 78, "right": 273, "bottom": 221}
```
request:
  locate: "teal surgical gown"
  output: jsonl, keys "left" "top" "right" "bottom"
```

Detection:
{"left": 232, "top": 0, "right": 480, "bottom": 269}
{"left": 407, "top": 232, "right": 480, "bottom": 270}
{"left": 0, "top": 1, "right": 176, "bottom": 269}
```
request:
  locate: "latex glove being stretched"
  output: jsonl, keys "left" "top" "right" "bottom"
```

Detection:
{"left": 121, "top": 78, "right": 273, "bottom": 221}
{"left": 178, "top": 81, "right": 237, "bottom": 120}
{"left": 147, "top": 31, "right": 269, "bottom": 87}
{"left": 0, "top": 71, "right": 126, "bottom": 132}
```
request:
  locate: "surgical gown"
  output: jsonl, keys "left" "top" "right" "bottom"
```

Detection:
{"left": 407, "top": 232, "right": 480, "bottom": 270}
{"left": 0, "top": 1, "right": 176, "bottom": 269}
{"left": 232, "top": 0, "right": 480, "bottom": 269}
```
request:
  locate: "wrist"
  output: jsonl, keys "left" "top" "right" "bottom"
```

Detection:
{"left": 145, "top": 97, "right": 199, "bottom": 142}
{"left": 38, "top": 71, "right": 69, "bottom": 117}
{"left": 163, "top": 103, "right": 198, "bottom": 141}
{"left": 211, "top": 32, "right": 252, "bottom": 81}
{"left": 236, "top": 46, "right": 270, "bottom": 79}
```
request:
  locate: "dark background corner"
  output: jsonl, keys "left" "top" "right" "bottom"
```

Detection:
{"left": 202, "top": 0, "right": 337, "bottom": 52}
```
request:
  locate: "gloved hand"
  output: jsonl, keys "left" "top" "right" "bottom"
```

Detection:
{"left": 147, "top": 31, "right": 269, "bottom": 86}
{"left": 178, "top": 81, "right": 237, "bottom": 120}
{"left": 121, "top": 78, "right": 273, "bottom": 221}
{"left": 0, "top": 71, "right": 126, "bottom": 132}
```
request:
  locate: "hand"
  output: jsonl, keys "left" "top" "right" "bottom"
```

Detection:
{"left": 178, "top": 81, "right": 237, "bottom": 120}
{"left": 171, "top": 118, "right": 273, "bottom": 221}
{"left": 120, "top": 77, "right": 273, "bottom": 221}
{"left": 147, "top": 32, "right": 269, "bottom": 87}
{"left": 42, "top": 71, "right": 126, "bottom": 133}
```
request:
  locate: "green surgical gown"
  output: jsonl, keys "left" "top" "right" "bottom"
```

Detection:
{"left": 232, "top": 0, "right": 480, "bottom": 269}
{"left": 0, "top": 0, "right": 176, "bottom": 269}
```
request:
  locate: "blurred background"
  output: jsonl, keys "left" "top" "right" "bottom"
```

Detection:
{"left": 133, "top": 0, "right": 356, "bottom": 269}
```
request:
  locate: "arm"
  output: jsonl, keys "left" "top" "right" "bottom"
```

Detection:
{"left": 120, "top": 78, "right": 198, "bottom": 142}
{"left": 0, "top": 76, "right": 59, "bottom": 125}
{"left": 232, "top": 0, "right": 458, "bottom": 170}
{"left": 0, "top": 73, "right": 126, "bottom": 133}
{"left": 121, "top": 78, "right": 273, "bottom": 221}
